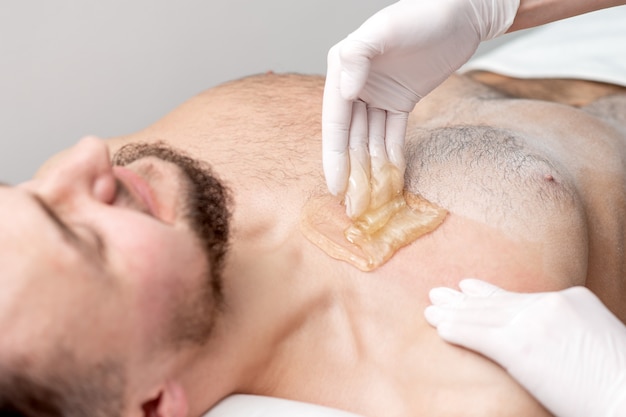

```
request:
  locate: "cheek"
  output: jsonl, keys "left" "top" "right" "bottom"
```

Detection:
{"left": 113, "top": 229, "right": 197, "bottom": 285}
{"left": 103, "top": 219, "right": 206, "bottom": 321}
{"left": 101, "top": 214, "right": 191, "bottom": 278}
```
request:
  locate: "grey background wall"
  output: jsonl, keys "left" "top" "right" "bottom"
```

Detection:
{"left": 0, "top": 0, "right": 517, "bottom": 184}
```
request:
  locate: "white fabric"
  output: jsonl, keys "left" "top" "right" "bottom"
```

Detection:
{"left": 461, "top": 6, "right": 626, "bottom": 86}
{"left": 202, "top": 394, "right": 365, "bottom": 417}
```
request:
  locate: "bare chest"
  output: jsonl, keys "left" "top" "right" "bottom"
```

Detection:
{"left": 413, "top": 88, "right": 626, "bottom": 314}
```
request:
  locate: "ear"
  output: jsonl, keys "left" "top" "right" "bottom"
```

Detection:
{"left": 141, "top": 381, "right": 189, "bottom": 417}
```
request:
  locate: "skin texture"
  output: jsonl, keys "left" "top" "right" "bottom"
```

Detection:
{"left": 3, "top": 71, "right": 626, "bottom": 417}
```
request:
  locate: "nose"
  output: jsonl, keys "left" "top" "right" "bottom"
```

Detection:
{"left": 30, "top": 136, "right": 117, "bottom": 206}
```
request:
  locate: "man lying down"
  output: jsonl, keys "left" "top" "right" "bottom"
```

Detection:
{"left": 2, "top": 10, "right": 626, "bottom": 417}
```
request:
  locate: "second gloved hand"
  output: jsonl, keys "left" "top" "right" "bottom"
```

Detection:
{"left": 424, "top": 279, "right": 626, "bottom": 417}
{"left": 322, "top": 0, "right": 520, "bottom": 218}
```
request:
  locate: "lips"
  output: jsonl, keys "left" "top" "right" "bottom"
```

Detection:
{"left": 112, "top": 166, "right": 159, "bottom": 217}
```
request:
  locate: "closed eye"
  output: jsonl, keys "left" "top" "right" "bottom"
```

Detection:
{"left": 30, "top": 193, "right": 107, "bottom": 264}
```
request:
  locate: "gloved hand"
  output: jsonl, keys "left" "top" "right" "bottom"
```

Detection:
{"left": 322, "top": 0, "right": 520, "bottom": 218}
{"left": 424, "top": 279, "right": 626, "bottom": 417}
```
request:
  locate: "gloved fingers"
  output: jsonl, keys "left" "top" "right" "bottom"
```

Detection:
{"left": 458, "top": 278, "right": 508, "bottom": 297}
{"left": 366, "top": 106, "right": 388, "bottom": 160}
{"left": 425, "top": 305, "right": 522, "bottom": 369}
{"left": 428, "top": 287, "right": 464, "bottom": 306}
{"left": 434, "top": 320, "right": 510, "bottom": 363}
{"left": 345, "top": 101, "right": 371, "bottom": 219}
{"left": 367, "top": 106, "right": 395, "bottom": 209}
{"left": 428, "top": 283, "right": 512, "bottom": 308}
{"left": 384, "top": 111, "right": 408, "bottom": 178}
{"left": 349, "top": 100, "right": 369, "bottom": 151}
{"left": 427, "top": 284, "right": 535, "bottom": 325}
{"left": 424, "top": 303, "right": 514, "bottom": 328}
{"left": 322, "top": 43, "right": 353, "bottom": 196}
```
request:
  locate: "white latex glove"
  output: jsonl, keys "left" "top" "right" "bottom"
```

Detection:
{"left": 322, "top": 0, "right": 520, "bottom": 217}
{"left": 424, "top": 279, "right": 626, "bottom": 417}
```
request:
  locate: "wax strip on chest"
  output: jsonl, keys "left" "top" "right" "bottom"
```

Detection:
{"left": 301, "top": 160, "right": 448, "bottom": 271}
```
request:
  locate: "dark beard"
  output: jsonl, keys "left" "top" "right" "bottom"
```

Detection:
{"left": 112, "top": 141, "right": 232, "bottom": 345}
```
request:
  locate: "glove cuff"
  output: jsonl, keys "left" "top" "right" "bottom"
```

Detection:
{"left": 471, "top": 0, "right": 521, "bottom": 41}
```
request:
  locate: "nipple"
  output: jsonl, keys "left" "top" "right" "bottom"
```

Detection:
{"left": 301, "top": 161, "right": 447, "bottom": 271}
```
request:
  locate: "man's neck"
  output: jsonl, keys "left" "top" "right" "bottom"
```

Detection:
{"left": 180, "top": 214, "right": 339, "bottom": 415}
